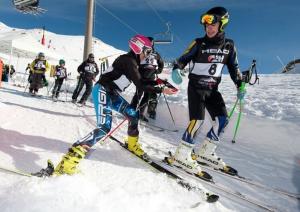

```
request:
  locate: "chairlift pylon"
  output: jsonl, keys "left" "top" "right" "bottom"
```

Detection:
{"left": 12, "top": 0, "right": 46, "bottom": 15}
{"left": 153, "top": 22, "right": 173, "bottom": 45}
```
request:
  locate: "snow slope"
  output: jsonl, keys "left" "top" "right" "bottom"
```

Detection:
{"left": 1, "top": 73, "right": 300, "bottom": 212}
{"left": 0, "top": 22, "right": 125, "bottom": 79}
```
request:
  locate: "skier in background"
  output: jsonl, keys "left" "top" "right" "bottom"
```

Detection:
{"left": 29, "top": 52, "right": 50, "bottom": 95}
{"left": 71, "top": 53, "right": 99, "bottom": 105}
{"left": 2, "top": 65, "right": 10, "bottom": 82}
{"left": 9, "top": 65, "right": 16, "bottom": 78}
{"left": 130, "top": 37, "right": 164, "bottom": 122}
{"left": 51, "top": 59, "right": 67, "bottom": 101}
{"left": 166, "top": 7, "right": 244, "bottom": 180}
{"left": 35, "top": 34, "right": 174, "bottom": 177}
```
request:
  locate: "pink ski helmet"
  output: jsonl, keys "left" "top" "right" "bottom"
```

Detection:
{"left": 129, "top": 34, "right": 153, "bottom": 55}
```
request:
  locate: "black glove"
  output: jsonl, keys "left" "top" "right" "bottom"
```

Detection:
{"left": 236, "top": 79, "right": 242, "bottom": 88}
{"left": 154, "top": 86, "right": 163, "bottom": 93}
{"left": 173, "top": 63, "right": 180, "bottom": 70}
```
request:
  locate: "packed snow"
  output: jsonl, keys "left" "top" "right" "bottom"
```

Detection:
{"left": 1, "top": 22, "right": 300, "bottom": 212}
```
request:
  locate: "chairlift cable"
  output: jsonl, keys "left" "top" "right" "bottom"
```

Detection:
{"left": 95, "top": 0, "right": 139, "bottom": 34}
{"left": 144, "top": 0, "right": 167, "bottom": 26}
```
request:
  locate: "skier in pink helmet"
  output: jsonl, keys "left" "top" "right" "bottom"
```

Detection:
{"left": 34, "top": 34, "right": 173, "bottom": 177}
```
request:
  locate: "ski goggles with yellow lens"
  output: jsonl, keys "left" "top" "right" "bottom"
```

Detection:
{"left": 201, "top": 14, "right": 220, "bottom": 25}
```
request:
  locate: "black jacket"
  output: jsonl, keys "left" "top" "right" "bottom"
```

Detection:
{"left": 78, "top": 60, "right": 99, "bottom": 81}
{"left": 175, "top": 33, "right": 241, "bottom": 90}
{"left": 139, "top": 51, "right": 164, "bottom": 80}
{"left": 98, "top": 51, "right": 162, "bottom": 94}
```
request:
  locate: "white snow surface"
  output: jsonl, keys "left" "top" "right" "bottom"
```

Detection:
{"left": 0, "top": 73, "right": 300, "bottom": 212}
{"left": 0, "top": 22, "right": 300, "bottom": 212}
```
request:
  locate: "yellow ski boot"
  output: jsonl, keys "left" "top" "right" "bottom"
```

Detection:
{"left": 125, "top": 135, "right": 145, "bottom": 157}
{"left": 54, "top": 145, "right": 87, "bottom": 176}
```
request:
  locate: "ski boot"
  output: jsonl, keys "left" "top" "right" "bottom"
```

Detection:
{"left": 125, "top": 136, "right": 148, "bottom": 160}
{"left": 54, "top": 145, "right": 88, "bottom": 175}
{"left": 165, "top": 141, "right": 212, "bottom": 181}
{"left": 71, "top": 99, "right": 77, "bottom": 103}
{"left": 194, "top": 139, "right": 237, "bottom": 176}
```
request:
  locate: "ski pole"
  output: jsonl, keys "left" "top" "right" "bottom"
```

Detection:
{"left": 64, "top": 81, "right": 68, "bottom": 102}
{"left": 231, "top": 99, "right": 243, "bottom": 143}
{"left": 100, "top": 98, "right": 150, "bottom": 145}
{"left": 229, "top": 60, "right": 259, "bottom": 143}
{"left": 162, "top": 91, "right": 176, "bottom": 126}
{"left": 100, "top": 118, "right": 128, "bottom": 144}
{"left": 228, "top": 98, "right": 239, "bottom": 120}
{"left": 47, "top": 81, "right": 54, "bottom": 96}
{"left": 231, "top": 81, "right": 246, "bottom": 143}
{"left": 23, "top": 82, "right": 29, "bottom": 93}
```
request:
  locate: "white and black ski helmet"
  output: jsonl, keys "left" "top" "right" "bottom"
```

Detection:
{"left": 201, "top": 6, "right": 229, "bottom": 31}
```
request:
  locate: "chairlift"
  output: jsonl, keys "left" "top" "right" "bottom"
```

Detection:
{"left": 12, "top": 0, "right": 46, "bottom": 15}
{"left": 153, "top": 22, "right": 173, "bottom": 45}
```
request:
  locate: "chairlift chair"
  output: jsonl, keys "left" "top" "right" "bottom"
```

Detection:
{"left": 12, "top": 0, "right": 46, "bottom": 15}
{"left": 154, "top": 22, "right": 173, "bottom": 45}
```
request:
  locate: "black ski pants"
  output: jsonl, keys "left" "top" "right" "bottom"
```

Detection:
{"left": 188, "top": 81, "right": 227, "bottom": 121}
{"left": 52, "top": 78, "right": 65, "bottom": 97}
{"left": 72, "top": 76, "right": 93, "bottom": 102}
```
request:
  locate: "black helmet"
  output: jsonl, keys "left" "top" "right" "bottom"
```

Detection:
{"left": 38, "top": 52, "right": 45, "bottom": 59}
{"left": 201, "top": 7, "right": 229, "bottom": 31}
{"left": 87, "top": 53, "right": 95, "bottom": 61}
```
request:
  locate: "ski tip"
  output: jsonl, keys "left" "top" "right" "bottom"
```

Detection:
{"left": 206, "top": 194, "right": 219, "bottom": 203}
{"left": 198, "top": 171, "right": 213, "bottom": 182}
{"left": 222, "top": 166, "right": 238, "bottom": 176}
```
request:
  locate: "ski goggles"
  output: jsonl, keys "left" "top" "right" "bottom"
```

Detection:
{"left": 143, "top": 47, "right": 153, "bottom": 57}
{"left": 201, "top": 14, "right": 220, "bottom": 25}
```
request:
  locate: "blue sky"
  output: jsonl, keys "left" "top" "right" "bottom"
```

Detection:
{"left": 1, "top": 0, "right": 299, "bottom": 73}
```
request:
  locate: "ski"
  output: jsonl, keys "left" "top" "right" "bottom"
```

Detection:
{"left": 139, "top": 121, "right": 164, "bottom": 132}
{"left": 158, "top": 159, "right": 277, "bottom": 212}
{"left": 0, "top": 166, "right": 32, "bottom": 177}
{"left": 139, "top": 121, "right": 179, "bottom": 132}
{"left": 198, "top": 162, "right": 300, "bottom": 200}
{"left": 108, "top": 135, "right": 219, "bottom": 203}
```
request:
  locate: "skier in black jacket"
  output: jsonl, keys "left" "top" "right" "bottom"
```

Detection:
{"left": 46, "top": 34, "right": 173, "bottom": 176}
{"left": 130, "top": 37, "right": 164, "bottom": 122}
{"left": 51, "top": 59, "right": 67, "bottom": 100}
{"left": 166, "top": 7, "right": 243, "bottom": 180}
{"left": 72, "top": 53, "right": 99, "bottom": 105}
